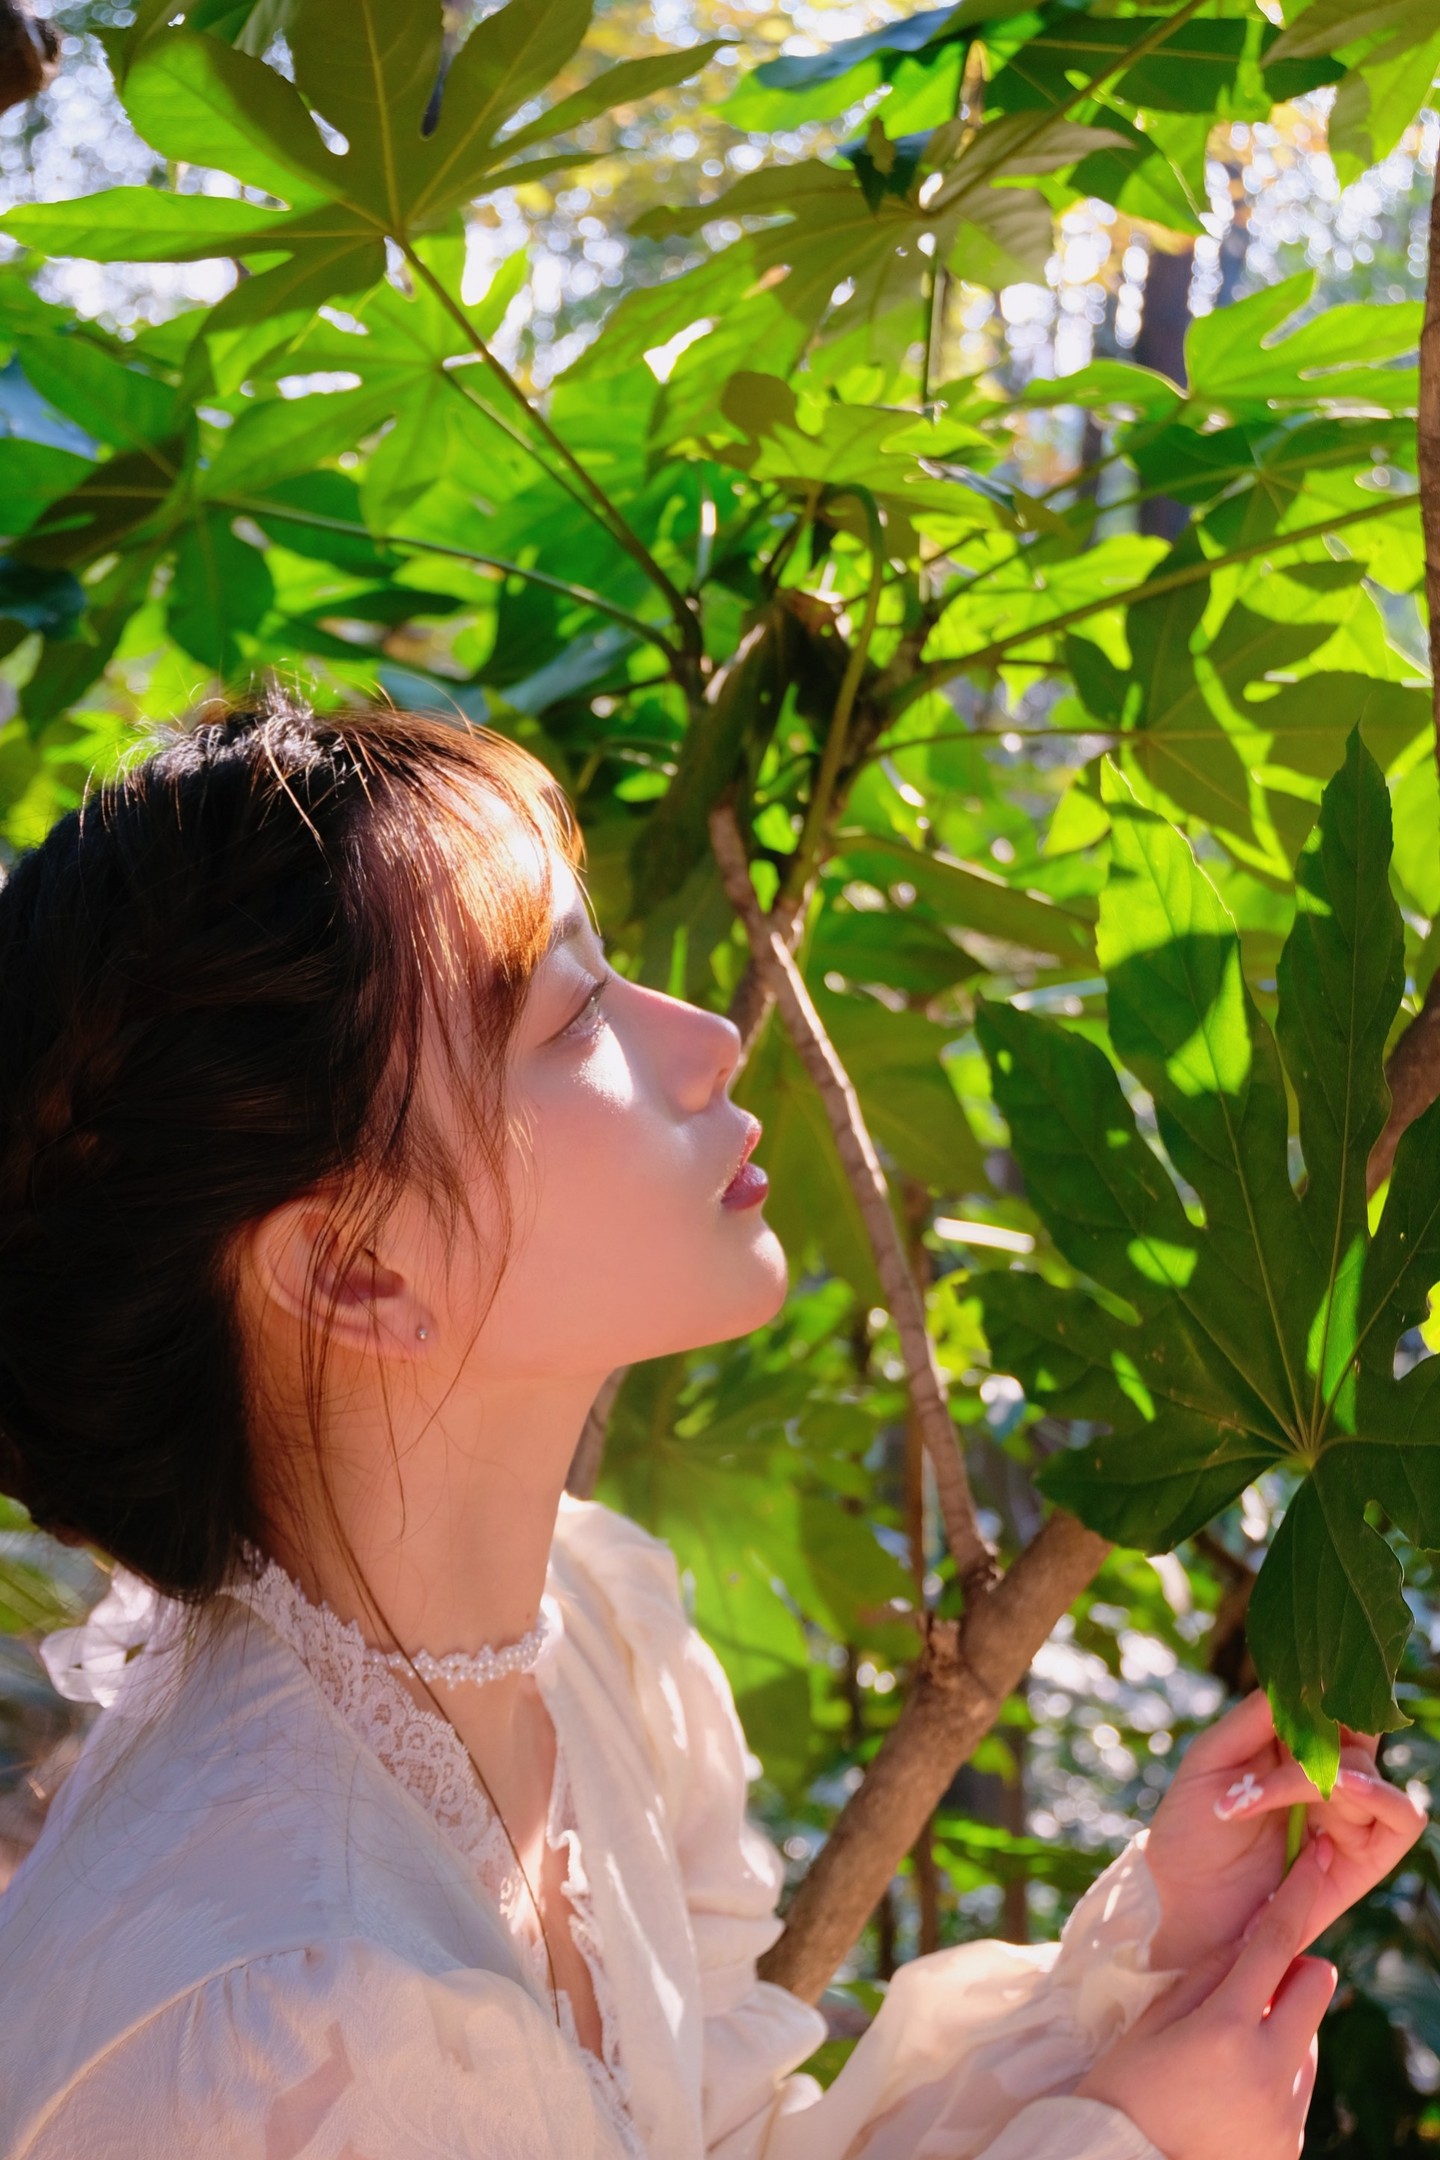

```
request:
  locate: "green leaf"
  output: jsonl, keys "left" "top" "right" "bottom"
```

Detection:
{"left": 0, "top": 440, "right": 95, "bottom": 539}
{"left": 203, "top": 381, "right": 398, "bottom": 498}
{"left": 1266, "top": 0, "right": 1433, "bottom": 64}
{"left": 492, "top": 41, "right": 723, "bottom": 164}
{"left": 14, "top": 336, "right": 176, "bottom": 453}
{"left": 1243, "top": 675, "right": 1430, "bottom": 782}
{"left": 167, "top": 509, "right": 275, "bottom": 670}
{"left": 1098, "top": 763, "right": 1306, "bottom": 1428}
{"left": 1247, "top": 1471, "right": 1410, "bottom": 1788}
{"left": 405, "top": 0, "right": 593, "bottom": 225}
{"left": 721, "top": 0, "right": 1009, "bottom": 130}
{"left": 288, "top": 0, "right": 444, "bottom": 225}
{"left": 1329, "top": 17, "right": 1440, "bottom": 179}
{"left": 989, "top": 14, "right": 1250, "bottom": 121}
{"left": 1275, "top": 728, "right": 1402, "bottom": 1417}
{"left": 629, "top": 603, "right": 796, "bottom": 915}
{"left": 1016, "top": 358, "right": 1184, "bottom": 421}
{"left": 120, "top": 28, "right": 340, "bottom": 206}
{"left": 2, "top": 186, "right": 288, "bottom": 263}
{"left": 840, "top": 835, "right": 1096, "bottom": 965}
{"left": 0, "top": 560, "right": 86, "bottom": 636}
{"left": 17, "top": 441, "right": 182, "bottom": 569}
{"left": 194, "top": 213, "right": 386, "bottom": 335}
{"left": 1186, "top": 273, "right": 1422, "bottom": 416}
{"left": 979, "top": 737, "right": 1436, "bottom": 1785}
{"left": 815, "top": 984, "right": 987, "bottom": 1195}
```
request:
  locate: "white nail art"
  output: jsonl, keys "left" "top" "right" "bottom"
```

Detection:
{"left": 1213, "top": 1770, "right": 1265, "bottom": 1821}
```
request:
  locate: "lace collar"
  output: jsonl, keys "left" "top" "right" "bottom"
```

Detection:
{"left": 224, "top": 1538, "right": 565, "bottom": 1690}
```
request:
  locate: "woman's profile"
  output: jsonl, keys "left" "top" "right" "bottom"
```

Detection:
{"left": 0, "top": 693, "right": 1423, "bottom": 2160}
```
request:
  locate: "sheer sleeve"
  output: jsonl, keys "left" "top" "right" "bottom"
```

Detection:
{"left": 567, "top": 1501, "right": 1176, "bottom": 2160}
{"left": 19, "top": 1938, "right": 632, "bottom": 2160}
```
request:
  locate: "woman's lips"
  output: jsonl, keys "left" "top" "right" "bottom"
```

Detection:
{"left": 721, "top": 1116, "right": 767, "bottom": 1209}
{"left": 721, "top": 1159, "right": 769, "bottom": 1210}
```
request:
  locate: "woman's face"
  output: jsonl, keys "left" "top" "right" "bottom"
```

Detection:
{"left": 423, "top": 832, "right": 789, "bottom": 1384}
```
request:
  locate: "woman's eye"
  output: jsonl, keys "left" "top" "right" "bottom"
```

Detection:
{"left": 562, "top": 972, "right": 609, "bottom": 1040}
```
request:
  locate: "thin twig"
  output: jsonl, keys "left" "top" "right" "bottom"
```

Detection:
{"left": 710, "top": 799, "right": 996, "bottom": 1595}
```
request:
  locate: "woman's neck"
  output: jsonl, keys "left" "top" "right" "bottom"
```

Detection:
{"left": 255, "top": 1363, "right": 605, "bottom": 1702}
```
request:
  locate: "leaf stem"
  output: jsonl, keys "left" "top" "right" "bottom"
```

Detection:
{"left": 1284, "top": 1799, "right": 1308, "bottom": 1872}
{"left": 401, "top": 243, "right": 704, "bottom": 664}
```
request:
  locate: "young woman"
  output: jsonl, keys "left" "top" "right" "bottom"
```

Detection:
{"left": 0, "top": 696, "right": 1423, "bottom": 2160}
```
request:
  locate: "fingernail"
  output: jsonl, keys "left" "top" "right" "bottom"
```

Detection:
{"left": 1335, "top": 1767, "right": 1384, "bottom": 1793}
{"left": 1213, "top": 1772, "right": 1266, "bottom": 1820}
{"left": 1315, "top": 1833, "right": 1335, "bottom": 1873}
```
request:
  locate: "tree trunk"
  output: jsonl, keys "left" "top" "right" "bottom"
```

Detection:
{"left": 1131, "top": 242, "right": 1195, "bottom": 542}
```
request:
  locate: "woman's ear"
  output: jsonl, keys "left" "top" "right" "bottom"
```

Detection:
{"left": 242, "top": 1198, "right": 432, "bottom": 1359}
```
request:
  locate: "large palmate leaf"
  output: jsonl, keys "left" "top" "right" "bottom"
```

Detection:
{"left": 3, "top": 1, "right": 717, "bottom": 292}
{"left": 977, "top": 731, "right": 1440, "bottom": 1788}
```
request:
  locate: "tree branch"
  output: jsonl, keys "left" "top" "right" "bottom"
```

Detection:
{"left": 1369, "top": 968, "right": 1440, "bottom": 1194}
{"left": 566, "top": 1365, "right": 628, "bottom": 1499}
{"left": 710, "top": 798, "right": 996, "bottom": 1596}
{"left": 761, "top": 1510, "right": 1109, "bottom": 2002}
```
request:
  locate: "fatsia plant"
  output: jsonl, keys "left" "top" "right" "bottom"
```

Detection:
{"left": 979, "top": 731, "right": 1440, "bottom": 1789}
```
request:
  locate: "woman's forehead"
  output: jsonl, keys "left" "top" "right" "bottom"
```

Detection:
{"left": 434, "top": 782, "right": 577, "bottom": 941}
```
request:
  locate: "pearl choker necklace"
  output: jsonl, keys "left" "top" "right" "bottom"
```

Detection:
{"left": 372, "top": 1590, "right": 563, "bottom": 1689}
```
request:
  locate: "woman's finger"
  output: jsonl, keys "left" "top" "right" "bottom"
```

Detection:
{"left": 1261, "top": 1954, "right": 1338, "bottom": 2062}
{"left": 1213, "top": 1844, "right": 1328, "bottom": 2023}
{"left": 1210, "top": 1758, "right": 1425, "bottom": 1843}
{"left": 1209, "top": 1756, "right": 1322, "bottom": 1823}
{"left": 1332, "top": 1765, "right": 1428, "bottom": 1833}
{"left": 1180, "top": 1688, "right": 1277, "bottom": 1773}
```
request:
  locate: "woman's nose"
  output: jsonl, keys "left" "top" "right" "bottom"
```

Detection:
{"left": 667, "top": 992, "right": 743, "bottom": 1113}
{"left": 686, "top": 1002, "right": 742, "bottom": 1114}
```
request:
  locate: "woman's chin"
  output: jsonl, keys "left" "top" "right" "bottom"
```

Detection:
{"left": 639, "top": 1230, "right": 790, "bottom": 1359}
{"left": 732, "top": 1221, "right": 790, "bottom": 1323}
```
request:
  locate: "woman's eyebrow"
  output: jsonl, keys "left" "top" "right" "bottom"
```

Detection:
{"left": 543, "top": 907, "right": 592, "bottom": 958}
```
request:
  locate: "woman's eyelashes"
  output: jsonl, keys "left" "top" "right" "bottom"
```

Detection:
{"left": 559, "top": 937, "right": 612, "bottom": 1041}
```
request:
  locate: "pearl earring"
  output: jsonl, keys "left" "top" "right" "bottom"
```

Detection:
{"left": 416, "top": 1325, "right": 430, "bottom": 1342}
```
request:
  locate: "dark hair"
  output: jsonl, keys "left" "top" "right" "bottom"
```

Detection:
{"left": 0, "top": 692, "right": 581, "bottom": 1602}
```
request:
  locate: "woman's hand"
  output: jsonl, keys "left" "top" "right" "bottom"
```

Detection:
{"left": 1142, "top": 1689, "right": 1427, "bottom": 1972}
{"left": 1076, "top": 1840, "right": 1337, "bottom": 2160}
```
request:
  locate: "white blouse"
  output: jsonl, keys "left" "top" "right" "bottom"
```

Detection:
{"left": 0, "top": 1495, "right": 1174, "bottom": 2160}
